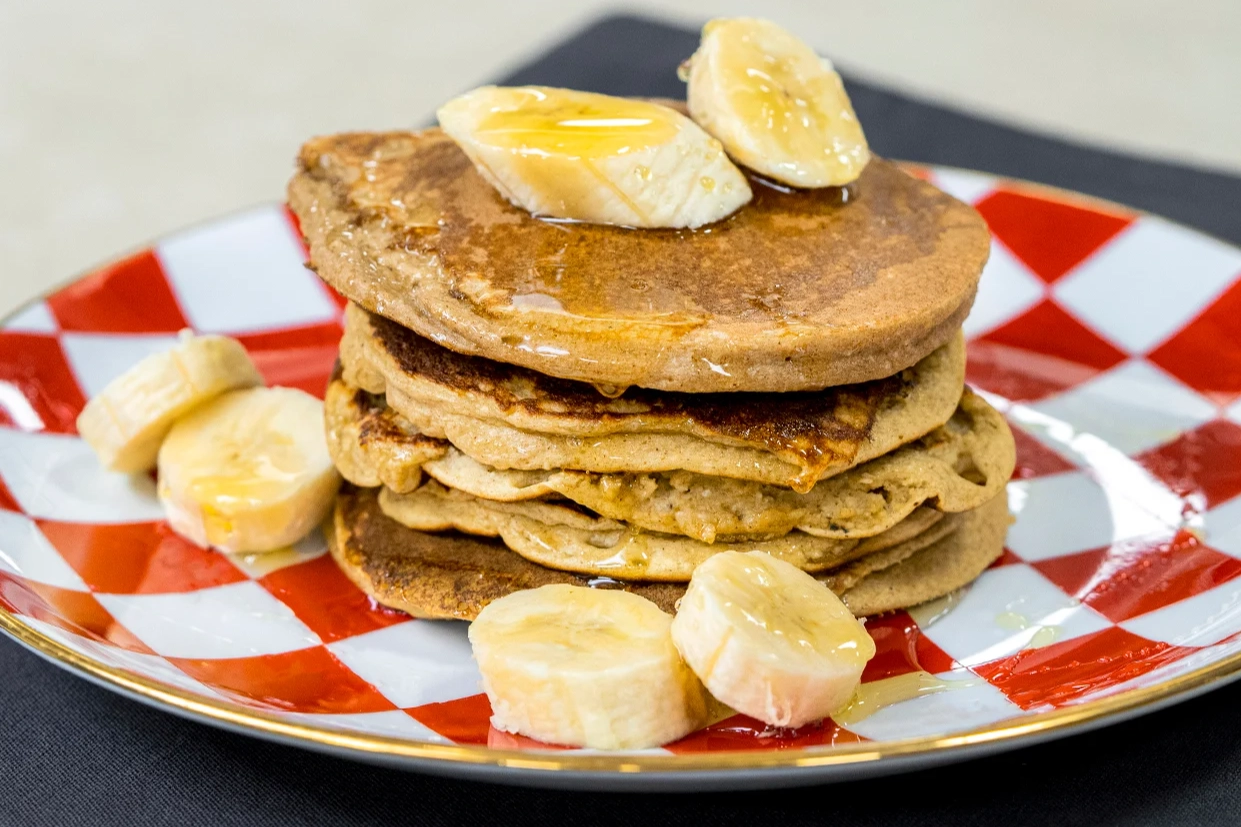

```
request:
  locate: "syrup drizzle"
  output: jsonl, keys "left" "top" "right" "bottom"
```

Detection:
{"left": 832, "top": 671, "right": 981, "bottom": 726}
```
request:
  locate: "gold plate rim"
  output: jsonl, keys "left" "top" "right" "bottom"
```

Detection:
{"left": 5, "top": 169, "right": 1241, "bottom": 778}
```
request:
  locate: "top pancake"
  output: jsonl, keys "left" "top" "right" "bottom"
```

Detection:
{"left": 289, "top": 128, "right": 990, "bottom": 393}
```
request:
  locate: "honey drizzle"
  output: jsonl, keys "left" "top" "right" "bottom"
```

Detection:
{"left": 831, "top": 671, "right": 980, "bottom": 726}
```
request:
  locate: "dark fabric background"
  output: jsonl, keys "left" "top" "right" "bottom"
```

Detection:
{"left": 4, "top": 14, "right": 1241, "bottom": 826}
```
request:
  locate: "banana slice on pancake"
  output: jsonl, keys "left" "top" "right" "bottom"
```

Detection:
{"left": 468, "top": 585, "right": 709, "bottom": 749}
{"left": 437, "top": 86, "right": 752, "bottom": 228}
{"left": 76, "top": 332, "right": 263, "bottom": 472}
{"left": 684, "top": 17, "right": 869, "bottom": 187}
{"left": 671, "top": 551, "right": 876, "bottom": 728}
{"left": 157, "top": 387, "right": 341, "bottom": 553}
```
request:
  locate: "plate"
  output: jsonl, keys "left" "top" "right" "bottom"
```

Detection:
{"left": 4, "top": 166, "right": 1241, "bottom": 791}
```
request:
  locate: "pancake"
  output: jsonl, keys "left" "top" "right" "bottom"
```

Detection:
{"left": 333, "top": 485, "right": 951, "bottom": 618}
{"left": 425, "top": 389, "right": 1011, "bottom": 541}
{"left": 378, "top": 479, "right": 945, "bottom": 580}
{"left": 289, "top": 128, "right": 989, "bottom": 393}
{"left": 838, "top": 492, "right": 1011, "bottom": 615}
{"left": 329, "top": 486, "right": 1001, "bottom": 619}
{"left": 324, "top": 379, "right": 446, "bottom": 491}
{"left": 339, "top": 303, "right": 966, "bottom": 491}
{"left": 326, "top": 376, "right": 1012, "bottom": 543}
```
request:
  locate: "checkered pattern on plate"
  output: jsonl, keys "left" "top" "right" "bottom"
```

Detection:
{"left": 3, "top": 174, "right": 1241, "bottom": 755}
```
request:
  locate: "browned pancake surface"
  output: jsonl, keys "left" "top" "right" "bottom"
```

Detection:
{"left": 330, "top": 486, "right": 1000, "bottom": 620}
{"left": 364, "top": 308, "right": 908, "bottom": 473}
{"left": 331, "top": 484, "right": 685, "bottom": 620}
{"left": 291, "top": 129, "right": 989, "bottom": 392}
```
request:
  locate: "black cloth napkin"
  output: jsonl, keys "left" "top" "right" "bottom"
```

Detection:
{"left": 4, "top": 14, "right": 1241, "bottom": 827}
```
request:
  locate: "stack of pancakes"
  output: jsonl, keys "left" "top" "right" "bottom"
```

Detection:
{"left": 288, "top": 128, "right": 1015, "bottom": 620}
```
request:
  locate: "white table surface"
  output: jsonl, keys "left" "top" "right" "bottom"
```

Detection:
{"left": 3, "top": 0, "right": 1238, "bottom": 316}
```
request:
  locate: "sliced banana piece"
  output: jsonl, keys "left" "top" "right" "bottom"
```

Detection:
{"left": 437, "top": 85, "right": 752, "bottom": 228}
{"left": 76, "top": 332, "right": 263, "bottom": 473}
{"left": 670, "top": 551, "right": 876, "bottom": 729}
{"left": 157, "top": 386, "right": 341, "bottom": 553}
{"left": 469, "top": 585, "right": 709, "bottom": 749}
{"left": 685, "top": 17, "right": 869, "bottom": 188}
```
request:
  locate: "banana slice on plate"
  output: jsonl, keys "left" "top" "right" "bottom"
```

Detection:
{"left": 684, "top": 17, "right": 870, "bottom": 188}
{"left": 437, "top": 86, "right": 752, "bottom": 228}
{"left": 157, "top": 386, "right": 341, "bottom": 553}
{"left": 469, "top": 585, "right": 709, "bottom": 750}
{"left": 76, "top": 332, "right": 263, "bottom": 473}
{"left": 671, "top": 551, "right": 876, "bottom": 729}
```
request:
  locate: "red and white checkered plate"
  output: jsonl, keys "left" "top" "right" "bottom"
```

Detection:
{"left": 4, "top": 166, "right": 1241, "bottom": 790}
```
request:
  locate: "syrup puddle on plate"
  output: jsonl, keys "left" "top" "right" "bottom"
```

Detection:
{"left": 832, "top": 670, "right": 981, "bottom": 726}
{"left": 995, "top": 610, "right": 1063, "bottom": 649}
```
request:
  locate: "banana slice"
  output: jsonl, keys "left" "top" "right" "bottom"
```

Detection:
{"left": 76, "top": 332, "right": 263, "bottom": 473}
{"left": 157, "top": 386, "right": 341, "bottom": 553}
{"left": 469, "top": 585, "right": 709, "bottom": 749}
{"left": 684, "top": 18, "right": 870, "bottom": 188}
{"left": 437, "top": 86, "right": 752, "bottom": 228}
{"left": 670, "top": 551, "right": 875, "bottom": 729}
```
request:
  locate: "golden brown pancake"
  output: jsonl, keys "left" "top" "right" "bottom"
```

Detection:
{"left": 339, "top": 303, "right": 966, "bottom": 491}
{"left": 838, "top": 492, "right": 1011, "bottom": 615}
{"left": 377, "top": 480, "right": 945, "bottom": 581}
{"left": 324, "top": 379, "right": 446, "bottom": 492}
{"left": 326, "top": 376, "right": 1013, "bottom": 544}
{"left": 289, "top": 129, "right": 989, "bottom": 393}
{"left": 328, "top": 485, "right": 989, "bottom": 620}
